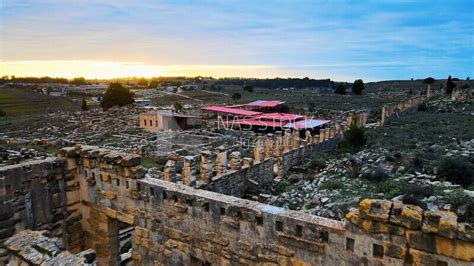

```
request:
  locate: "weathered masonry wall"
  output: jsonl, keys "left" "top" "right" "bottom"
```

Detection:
{"left": 62, "top": 145, "right": 473, "bottom": 265}
{"left": 166, "top": 118, "right": 351, "bottom": 198}
{"left": 0, "top": 157, "right": 83, "bottom": 263}
{"left": 379, "top": 92, "right": 441, "bottom": 126}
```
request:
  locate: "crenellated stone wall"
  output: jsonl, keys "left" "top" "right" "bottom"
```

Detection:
{"left": 58, "top": 145, "right": 472, "bottom": 265}
{"left": 0, "top": 157, "right": 83, "bottom": 264}
{"left": 345, "top": 199, "right": 473, "bottom": 265}
{"left": 379, "top": 92, "right": 440, "bottom": 126}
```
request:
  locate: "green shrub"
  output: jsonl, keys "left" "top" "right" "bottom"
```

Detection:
{"left": 319, "top": 179, "right": 344, "bottom": 190}
{"left": 374, "top": 180, "right": 405, "bottom": 198}
{"left": 417, "top": 103, "right": 428, "bottom": 112}
{"left": 338, "top": 122, "right": 367, "bottom": 150}
{"left": 309, "top": 156, "right": 326, "bottom": 170}
{"left": 437, "top": 157, "right": 474, "bottom": 188}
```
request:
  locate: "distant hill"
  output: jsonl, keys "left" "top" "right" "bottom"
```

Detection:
{"left": 0, "top": 86, "right": 80, "bottom": 117}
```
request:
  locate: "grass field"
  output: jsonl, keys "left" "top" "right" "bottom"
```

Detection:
{"left": 0, "top": 87, "right": 80, "bottom": 117}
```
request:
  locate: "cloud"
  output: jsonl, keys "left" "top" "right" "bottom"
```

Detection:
{"left": 1, "top": 0, "right": 472, "bottom": 80}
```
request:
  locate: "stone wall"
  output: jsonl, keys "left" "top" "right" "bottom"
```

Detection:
{"left": 63, "top": 144, "right": 473, "bottom": 265}
{"left": 0, "top": 157, "right": 83, "bottom": 263}
{"left": 379, "top": 92, "right": 441, "bottom": 126}
{"left": 345, "top": 199, "right": 473, "bottom": 265}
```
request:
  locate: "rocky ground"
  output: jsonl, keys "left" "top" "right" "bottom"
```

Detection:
{"left": 265, "top": 96, "right": 474, "bottom": 222}
{"left": 0, "top": 105, "right": 241, "bottom": 167}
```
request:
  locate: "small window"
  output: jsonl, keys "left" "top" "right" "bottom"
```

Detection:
{"left": 136, "top": 183, "right": 141, "bottom": 191}
{"left": 144, "top": 119, "right": 147, "bottom": 126}
{"left": 436, "top": 261, "right": 448, "bottom": 266}
{"left": 125, "top": 180, "right": 129, "bottom": 189}
{"left": 115, "top": 179, "right": 120, "bottom": 186}
{"left": 276, "top": 221, "right": 283, "bottom": 232}
{"left": 149, "top": 187, "right": 154, "bottom": 195}
{"left": 220, "top": 207, "right": 226, "bottom": 215}
{"left": 149, "top": 120, "right": 152, "bottom": 126}
{"left": 162, "top": 191, "right": 167, "bottom": 199}
{"left": 5, "top": 184, "right": 12, "bottom": 195}
{"left": 373, "top": 244, "right": 384, "bottom": 258}
{"left": 346, "top": 238, "right": 355, "bottom": 252}
{"left": 295, "top": 225, "right": 303, "bottom": 237}
{"left": 321, "top": 231, "right": 329, "bottom": 243}
{"left": 256, "top": 216, "right": 263, "bottom": 226}
{"left": 84, "top": 170, "right": 88, "bottom": 177}
{"left": 203, "top": 202, "right": 210, "bottom": 212}
{"left": 108, "top": 175, "right": 112, "bottom": 184}
{"left": 92, "top": 172, "right": 96, "bottom": 179}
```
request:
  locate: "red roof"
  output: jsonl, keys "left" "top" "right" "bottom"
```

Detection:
{"left": 253, "top": 112, "right": 304, "bottom": 121}
{"left": 201, "top": 106, "right": 261, "bottom": 116}
{"left": 245, "top": 100, "right": 285, "bottom": 108}
{"left": 232, "top": 118, "right": 287, "bottom": 127}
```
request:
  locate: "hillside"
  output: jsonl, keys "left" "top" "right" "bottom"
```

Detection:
{"left": 0, "top": 86, "right": 80, "bottom": 117}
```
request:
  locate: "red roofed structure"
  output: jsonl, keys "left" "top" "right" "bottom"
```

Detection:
{"left": 245, "top": 100, "right": 285, "bottom": 108}
{"left": 201, "top": 106, "right": 261, "bottom": 116}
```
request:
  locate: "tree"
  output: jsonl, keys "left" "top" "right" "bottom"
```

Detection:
{"left": 100, "top": 83, "right": 134, "bottom": 110}
{"left": 243, "top": 85, "right": 254, "bottom": 92}
{"left": 446, "top": 75, "right": 456, "bottom": 94}
{"left": 351, "top": 79, "right": 365, "bottom": 95}
{"left": 334, "top": 83, "right": 347, "bottom": 95}
{"left": 71, "top": 77, "right": 87, "bottom": 85}
{"left": 81, "top": 96, "right": 88, "bottom": 111}
{"left": 173, "top": 102, "right": 183, "bottom": 113}
{"left": 137, "top": 77, "right": 148, "bottom": 86}
{"left": 231, "top": 93, "right": 242, "bottom": 101}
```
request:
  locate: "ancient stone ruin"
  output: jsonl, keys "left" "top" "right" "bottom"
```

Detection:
{"left": 0, "top": 93, "right": 472, "bottom": 265}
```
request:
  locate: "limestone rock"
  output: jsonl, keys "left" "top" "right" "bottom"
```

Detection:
{"left": 421, "top": 210, "right": 458, "bottom": 239}
{"left": 389, "top": 201, "right": 423, "bottom": 229}
{"left": 359, "top": 199, "right": 392, "bottom": 222}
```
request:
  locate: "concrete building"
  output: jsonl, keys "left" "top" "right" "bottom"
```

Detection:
{"left": 139, "top": 111, "right": 202, "bottom": 131}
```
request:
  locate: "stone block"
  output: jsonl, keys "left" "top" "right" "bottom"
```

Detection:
{"left": 435, "top": 235, "right": 474, "bottom": 262}
{"left": 383, "top": 241, "right": 407, "bottom": 260}
{"left": 408, "top": 248, "right": 437, "bottom": 266}
{"left": 405, "top": 230, "right": 436, "bottom": 254}
{"left": 457, "top": 223, "right": 474, "bottom": 242}
{"left": 359, "top": 199, "right": 392, "bottom": 222}
{"left": 120, "top": 154, "right": 141, "bottom": 167}
{"left": 389, "top": 201, "right": 423, "bottom": 229}
{"left": 421, "top": 210, "right": 458, "bottom": 239}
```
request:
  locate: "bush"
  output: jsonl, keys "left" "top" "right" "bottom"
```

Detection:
{"left": 309, "top": 155, "right": 326, "bottom": 170}
{"left": 338, "top": 122, "right": 367, "bottom": 150}
{"left": 319, "top": 179, "right": 344, "bottom": 190}
{"left": 231, "top": 93, "right": 241, "bottom": 101}
{"left": 417, "top": 103, "right": 428, "bottom": 112}
{"left": 0, "top": 109, "right": 6, "bottom": 117}
{"left": 437, "top": 157, "right": 474, "bottom": 188}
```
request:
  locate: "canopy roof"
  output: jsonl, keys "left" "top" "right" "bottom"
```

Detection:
{"left": 253, "top": 112, "right": 304, "bottom": 121}
{"left": 284, "top": 119, "right": 331, "bottom": 129}
{"left": 245, "top": 100, "right": 285, "bottom": 108}
{"left": 201, "top": 106, "right": 261, "bottom": 116}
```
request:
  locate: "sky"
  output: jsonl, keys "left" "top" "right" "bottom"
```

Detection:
{"left": 0, "top": 0, "right": 473, "bottom": 81}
